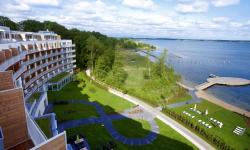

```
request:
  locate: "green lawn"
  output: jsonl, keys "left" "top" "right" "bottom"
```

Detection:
{"left": 49, "top": 72, "right": 69, "bottom": 83}
{"left": 66, "top": 119, "right": 197, "bottom": 150}
{"left": 115, "top": 50, "right": 190, "bottom": 106}
{"left": 53, "top": 103, "right": 99, "bottom": 122}
{"left": 167, "top": 92, "right": 192, "bottom": 104}
{"left": 35, "top": 117, "right": 52, "bottom": 138}
{"left": 48, "top": 75, "right": 133, "bottom": 114}
{"left": 27, "top": 92, "right": 41, "bottom": 103}
{"left": 113, "top": 118, "right": 151, "bottom": 138}
{"left": 169, "top": 99, "right": 250, "bottom": 150}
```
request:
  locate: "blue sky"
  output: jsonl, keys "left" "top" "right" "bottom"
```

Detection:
{"left": 0, "top": 0, "right": 250, "bottom": 40}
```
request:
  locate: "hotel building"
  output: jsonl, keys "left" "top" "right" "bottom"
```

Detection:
{"left": 0, "top": 26, "right": 76, "bottom": 150}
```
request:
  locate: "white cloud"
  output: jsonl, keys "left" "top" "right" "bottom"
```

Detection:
{"left": 0, "top": 0, "right": 249, "bottom": 40}
{"left": 122, "top": 0, "right": 156, "bottom": 10}
{"left": 16, "top": 0, "right": 59, "bottom": 6}
{"left": 4, "top": 3, "right": 30, "bottom": 12}
{"left": 175, "top": 0, "right": 240, "bottom": 14}
{"left": 175, "top": 1, "right": 209, "bottom": 13}
{"left": 230, "top": 21, "right": 243, "bottom": 27}
{"left": 212, "top": 0, "right": 240, "bottom": 7}
{"left": 212, "top": 17, "right": 230, "bottom": 23}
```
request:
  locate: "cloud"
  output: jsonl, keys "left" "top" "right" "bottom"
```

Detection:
{"left": 3, "top": 2, "right": 30, "bottom": 12}
{"left": 0, "top": 0, "right": 249, "bottom": 40}
{"left": 175, "top": 0, "right": 240, "bottom": 14}
{"left": 211, "top": 0, "right": 240, "bottom": 7}
{"left": 17, "top": 0, "right": 60, "bottom": 6}
{"left": 212, "top": 17, "right": 230, "bottom": 23}
{"left": 122, "top": 0, "right": 156, "bottom": 10}
{"left": 175, "top": 0, "right": 209, "bottom": 14}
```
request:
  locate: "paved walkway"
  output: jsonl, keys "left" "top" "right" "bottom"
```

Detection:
{"left": 167, "top": 91, "right": 202, "bottom": 108}
{"left": 58, "top": 100, "right": 159, "bottom": 146}
{"left": 86, "top": 70, "right": 214, "bottom": 150}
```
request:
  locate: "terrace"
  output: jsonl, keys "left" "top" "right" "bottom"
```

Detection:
{"left": 47, "top": 72, "right": 74, "bottom": 91}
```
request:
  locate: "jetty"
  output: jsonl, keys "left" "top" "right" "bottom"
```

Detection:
{"left": 195, "top": 77, "right": 250, "bottom": 90}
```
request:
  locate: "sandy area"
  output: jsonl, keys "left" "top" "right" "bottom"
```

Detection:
{"left": 195, "top": 90, "right": 250, "bottom": 118}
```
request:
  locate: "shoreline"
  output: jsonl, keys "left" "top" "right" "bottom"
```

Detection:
{"left": 195, "top": 90, "right": 250, "bottom": 118}
{"left": 139, "top": 49, "right": 250, "bottom": 117}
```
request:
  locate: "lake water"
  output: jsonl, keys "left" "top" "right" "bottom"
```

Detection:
{"left": 139, "top": 39, "right": 250, "bottom": 111}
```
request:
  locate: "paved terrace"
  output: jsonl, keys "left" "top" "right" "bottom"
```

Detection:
{"left": 195, "top": 77, "right": 250, "bottom": 90}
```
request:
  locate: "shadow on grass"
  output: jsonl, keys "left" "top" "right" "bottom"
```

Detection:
{"left": 57, "top": 100, "right": 195, "bottom": 150}
{"left": 47, "top": 81, "right": 195, "bottom": 150}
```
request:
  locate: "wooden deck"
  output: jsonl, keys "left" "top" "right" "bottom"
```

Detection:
{"left": 195, "top": 77, "right": 250, "bottom": 90}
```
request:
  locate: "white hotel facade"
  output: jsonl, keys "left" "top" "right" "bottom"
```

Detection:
{"left": 0, "top": 26, "right": 76, "bottom": 150}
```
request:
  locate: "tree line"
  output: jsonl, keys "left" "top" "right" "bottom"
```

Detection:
{"left": 0, "top": 16, "right": 154, "bottom": 72}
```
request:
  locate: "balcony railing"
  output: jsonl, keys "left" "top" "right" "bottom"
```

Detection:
{"left": 24, "top": 57, "right": 65, "bottom": 77}
{"left": 28, "top": 50, "right": 67, "bottom": 64}
{"left": 24, "top": 66, "right": 74, "bottom": 99}
{"left": 31, "top": 92, "right": 47, "bottom": 117}
{"left": 24, "top": 63, "right": 69, "bottom": 89}
{"left": 26, "top": 109, "right": 47, "bottom": 146}
{"left": 13, "top": 64, "right": 27, "bottom": 79}
{"left": 0, "top": 50, "right": 28, "bottom": 71}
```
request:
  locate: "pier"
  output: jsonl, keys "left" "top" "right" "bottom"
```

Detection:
{"left": 195, "top": 77, "right": 250, "bottom": 90}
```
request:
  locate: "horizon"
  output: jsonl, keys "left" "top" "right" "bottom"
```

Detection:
{"left": 0, "top": 0, "right": 250, "bottom": 41}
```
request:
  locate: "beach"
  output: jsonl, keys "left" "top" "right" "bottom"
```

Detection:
{"left": 195, "top": 90, "right": 250, "bottom": 118}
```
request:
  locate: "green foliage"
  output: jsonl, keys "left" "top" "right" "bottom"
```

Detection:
{"left": 105, "top": 53, "right": 128, "bottom": 88}
{"left": 19, "top": 20, "right": 44, "bottom": 32}
{"left": 0, "top": 16, "right": 18, "bottom": 30}
{"left": 1, "top": 16, "right": 156, "bottom": 76}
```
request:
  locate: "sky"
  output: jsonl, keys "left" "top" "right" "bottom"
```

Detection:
{"left": 0, "top": 0, "right": 250, "bottom": 40}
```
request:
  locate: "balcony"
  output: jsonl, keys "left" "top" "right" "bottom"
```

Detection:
{"left": 24, "top": 57, "right": 65, "bottom": 77}
{"left": 13, "top": 64, "right": 27, "bottom": 79}
{"left": 24, "top": 63, "right": 66, "bottom": 89}
{"left": 26, "top": 110, "right": 47, "bottom": 146}
{"left": 0, "top": 50, "right": 28, "bottom": 71}
{"left": 27, "top": 50, "right": 67, "bottom": 65}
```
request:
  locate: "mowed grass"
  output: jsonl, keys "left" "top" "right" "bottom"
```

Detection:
{"left": 119, "top": 50, "right": 191, "bottom": 106}
{"left": 35, "top": 117, "right": 52, "bottom": 138}
{"left": 53, "top": 103, "right": 99, "bottom": 122}
{"left": 66, "top": 119, "right": 197, "bottom": 150}
{"left": 49, "top": 72, "right": 69, "bottom": 83}
{"left": 170, "top": 100, "right": 250, "bottom": 150}
{"left": 113, "top": 118, "right": 151, "bottom": 138}
{"left": 48, "top": 75, "right": 134, "bottom": 114}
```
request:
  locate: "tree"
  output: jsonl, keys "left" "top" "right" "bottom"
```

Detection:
{"left": 86, "top": 35, "right": 104, "bottom": 74}
{"left": 0, "top": 16, "right": 18, "bottom": 30}
{"left": 19, "top": 20, "right": 44, "bottom": 32}
{"left": 105, "top": 52, "right": 127, "bottom": 88}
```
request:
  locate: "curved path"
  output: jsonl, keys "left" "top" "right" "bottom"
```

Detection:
{"left": 86, "top": 69, "right": 214, "bottom": 150}
{"left": 58, "top": 100, "right": 159, "bottom": 146}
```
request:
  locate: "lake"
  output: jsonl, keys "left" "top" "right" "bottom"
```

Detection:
{"left": 139, "top": 39, "right": 250, "bottom": 111}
